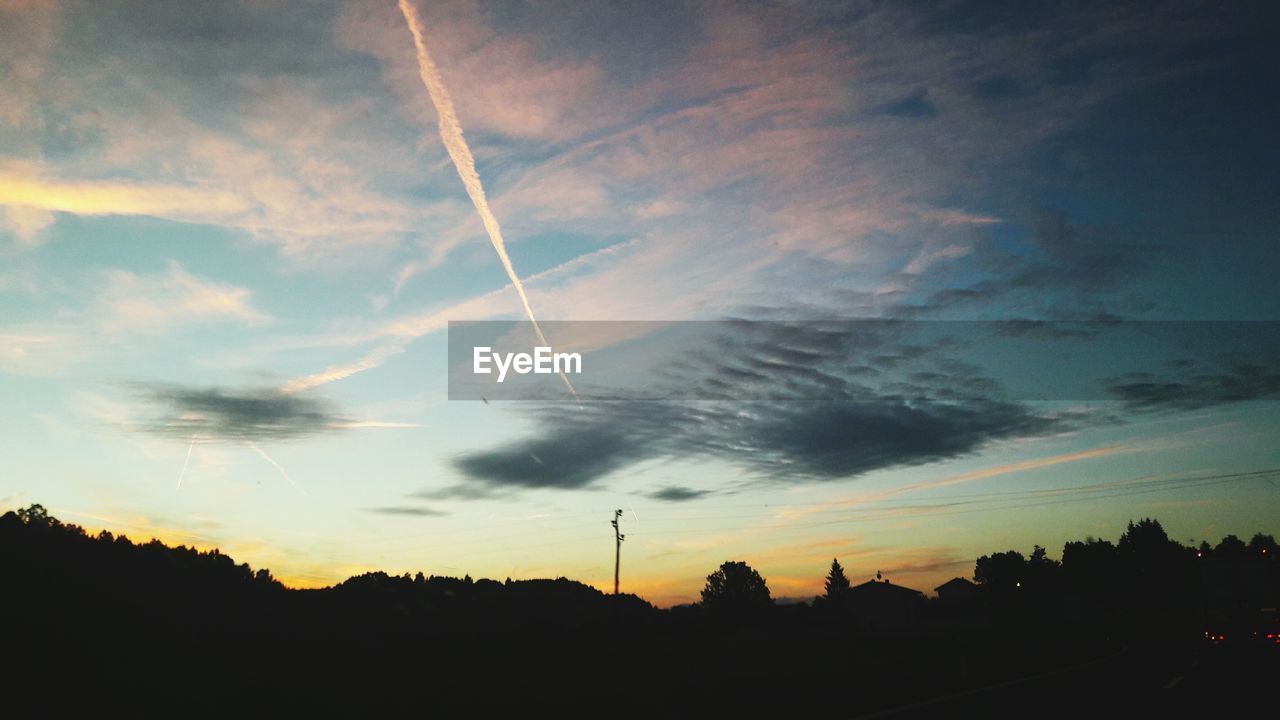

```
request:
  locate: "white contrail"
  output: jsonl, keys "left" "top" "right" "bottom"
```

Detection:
{"left": 396, "top": 0, "right": 577, "bottom": 401}
{"left": 278, "top": 239, "right": 638, "bottom": 394}
{"left": 176, "top": 434, "right": 197, "bottom": 490}
{"left": 279, "top": 342, "right": 407, "bottom": 395}
{"left": 247, "top": 442, "right": 306, "bottom": 495}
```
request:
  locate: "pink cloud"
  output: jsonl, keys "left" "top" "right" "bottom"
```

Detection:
{"left": 337, "top": 1, "right": 617, "bottom": 142}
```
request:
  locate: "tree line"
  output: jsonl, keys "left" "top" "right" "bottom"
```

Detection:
{"left": 3, "top": 503, "right": 1277, "bottom": 715}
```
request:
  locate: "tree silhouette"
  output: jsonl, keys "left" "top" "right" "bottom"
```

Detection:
{"left": 6, "top": 502, "right": 1280, "bottom": 716}
{"left": 701, "top": 560, "right": 772, "bottom": 614}
{"left": 16, "top": 503, "right": 50, "bottom": 526}
{"left": 1214, "top": 534, "right": 1247, "bottom": 558}
{"left": 1062, "top": 536, "right": 1117, "bottom": 592}
{"left": 1117, "top": 517, "right": 1194, "bottom": 616}
{"left": 823, "top": 558, "right": 850, "bottom": 603}
{"left": 1118, "top": 517, "right": 1173, "bottom": 558}
{"left": 974, "top": 550, "right": 1026, "bottom": 590}
{"left": 1247, "top": 532, "right": 1277, "bottom": 556}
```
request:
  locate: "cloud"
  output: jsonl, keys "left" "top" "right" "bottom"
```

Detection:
{"left": 901, "top": 243, "right": 973, "bottom": 275}
{"left": 454, "top": 425, "right": 648, "bottom": 491}
{"left": 408, "top": 484, "right": 505, "bottom": 502}
{"left": 894, "top": 444, "right": 1137, "bottom": 495}
{"left": 0, "top": 170, "right": 252, "bottom": 219}
{"left": 897, "top": 208, "right": 1150, "bottom": 318}
{"left": 0, "top": 328, "right": 80, "bottom": 376}
{"left": 647, "top": 486, "right": 711, "bottom": 502}
{"left": 280, "top": 239, "right": 645, "bottom": 393}
{"left": 373, "top": 0, "right": 1155, "bottom": 297}
{"left": 338, "top": 1, "right": 614, "bottom": 142}
{"left": 130, "top": 384, "right": 344, "bottom": 442}
{"left": 0, "top": 0, "right": 61, "bottom": 129}
{"left": 453, "top": 395, "right": 1049, "bottom": 492}
{"left": 451, "top": 320, "right": 1057, "bottom": 493}
{"left": 97, "top": 262, "right": 269, "bottom": 334}
{"left": 279, "top": 343, "right": 406, "bottom": 395}
{"left": 881, "top": 89, "right": 938, "bottom": 118}
{"left": 1108, "top": 364, "right": 1280, "bottom": 413}
{"left": 0, "top": 264, "right": 266, "bottom": 378}
{"left": 17, "top": 0, "right": 1212, "bottom": 380}
{"left": 397, "top": 0, "right": 575, "bottom": 401}
{"left": 0, "top": 2, "right": 453, "bottom": 262}
{"left": 364, "top": 506, "right": 447, "bottom": 517}
{"left": 0, "top": 205, "right": 56, "bottom": 246}
{"left": 464, "top": 318, "right": 1274, "bottom": 502}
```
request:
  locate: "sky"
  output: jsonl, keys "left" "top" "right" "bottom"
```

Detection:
{"left": 1, "top": 0, "right": 1278, "bottom": 606}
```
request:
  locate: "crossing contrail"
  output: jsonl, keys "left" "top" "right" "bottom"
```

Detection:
{"left": 176, "top": 433, "right": 197, "bottom": 490}
{"left": 248, "top": 442, "right": 305, "bottom": 495}
{"left": 396, "top": 0, "right": 577, "bottom": 401}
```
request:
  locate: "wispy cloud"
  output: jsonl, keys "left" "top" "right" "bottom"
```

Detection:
{"left": 98, "top": 262, "right": 269, "bottom": 334}
{"left": 0, "top": 328, "right": 80, "bottom": 376}
{"left": 280, "top": 239, "right": 643, "bottom": 393}
{"left": 0, "top": 169, "right": 252, "bottom": 219}
{"left": 895, "top": 444, "right": 1138, "bottom": 495}
{"left": 0, "top": 264, "right": 266, "bottom": 377}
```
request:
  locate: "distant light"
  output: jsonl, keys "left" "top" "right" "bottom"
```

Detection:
{"left": 1015, "top": 582, "right": 1021, "bottom": 588}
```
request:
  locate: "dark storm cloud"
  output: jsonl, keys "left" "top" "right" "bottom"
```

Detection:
{"left": 453, "top": 395, "right": 1051, "bottom": 492}
{"left": 448, "top": 313, "right": 1280, "bottom": 497}
{"left": 1108, "top": 364, "right": 1280, "bottom": 412}
{"left": 365, "top": 506, "right": 448, "bottom": 517}
{"left": 131, "top": 383, "right": 344, "bottom": 442}
{"left": 451, "top": 320, "right": 1059, "bottom": 493}
{"left": 409, "top": 485, "right": 503, "bottom": 502}
{"left": 454, "top": 426, "right": 652, "bottom": 490}
{"left": 647, "top": 486, "right": 711, "bottom": 502}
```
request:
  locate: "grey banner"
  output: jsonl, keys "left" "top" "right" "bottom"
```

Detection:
{"left": 447, "top": 320, "right": 1280, "bottom": 404}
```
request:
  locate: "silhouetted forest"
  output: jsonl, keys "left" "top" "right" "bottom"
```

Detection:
{"left": 3, "top": 505, "right": 1276, "bottom": 718}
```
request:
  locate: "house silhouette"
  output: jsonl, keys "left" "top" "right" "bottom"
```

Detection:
{"left": 847, "top": 573, "right": 925, "bottom": 627}
{"left": 934, "top": 577, "right": 979, "bottom": 604}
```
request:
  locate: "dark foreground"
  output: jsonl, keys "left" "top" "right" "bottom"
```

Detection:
{"left": 861, "top": 642, "right": 1278, "bottom": 718}
{"left": 4, "top": 508, "right": 1276, "bottom": 718}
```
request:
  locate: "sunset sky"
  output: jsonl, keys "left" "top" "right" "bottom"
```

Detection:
{"left": 2, "top": 0, "right": 1278, "bottom": 606}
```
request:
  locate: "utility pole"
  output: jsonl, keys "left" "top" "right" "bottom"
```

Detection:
{"left": 612, "top": 509, "right": 625, "bottom": 594}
